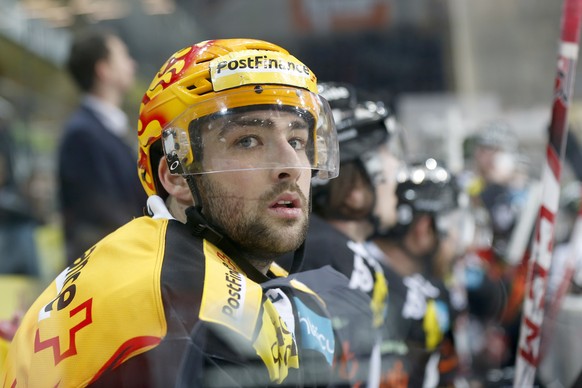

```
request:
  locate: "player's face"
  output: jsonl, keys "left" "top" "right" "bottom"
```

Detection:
{"left": 374, "top": 147, "right": 401, "bottom": 233}
{"left": 197, "top": 110, "right": 312, "bottom": 259}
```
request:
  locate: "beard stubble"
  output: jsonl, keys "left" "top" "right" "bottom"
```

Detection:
{"left": 196, "top": 176, "right": 309, "bottom": 263}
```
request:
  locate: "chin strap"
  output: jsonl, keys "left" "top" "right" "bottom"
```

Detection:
{"left": 185, "top": 206, "right": 271, "bottom": 282}
{"left": 184, "top": 206, "right": 223, "bottom": 246}
{"left": 289, "top": 241, "right": 305, "bottom": 273}
{"left": 287, "top": 192, "right": 313, "bottom": 274}
{"left": 183, "top": 175, "right": 307, "bottom": 277}
{"left": 185, "top": 206, "right": 307, "bottom": 278}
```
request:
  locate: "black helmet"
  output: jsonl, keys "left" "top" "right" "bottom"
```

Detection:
{"left": 313, "top": 82, "right": 399, "bottom": 220}
{"left": 388, "top": 158, "right": 460, "bottom": 238}
{"left": 318, "top": 82, "right": 394, "bottom": 164}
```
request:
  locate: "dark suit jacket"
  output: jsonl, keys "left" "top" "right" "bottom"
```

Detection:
{"left": 58, "top": 103, "right": 148, "bottom": 265}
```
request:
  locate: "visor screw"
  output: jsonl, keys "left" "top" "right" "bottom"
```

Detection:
{"left": 254, "top": 85, "right": 264, "bottom": 94}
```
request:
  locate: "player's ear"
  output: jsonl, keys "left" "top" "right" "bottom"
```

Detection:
{"left": 158, "top": 157, "right": 192, "bottom": 202}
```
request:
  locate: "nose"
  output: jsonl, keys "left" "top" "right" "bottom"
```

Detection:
{"left": 270, "top": 140, "right": 303, "bottom": 182}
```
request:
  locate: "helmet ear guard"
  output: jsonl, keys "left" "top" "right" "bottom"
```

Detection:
{"left": 162, "top": 126, "right": 194, "bottom": 175}
{"left": 385, "top": 202, "right": 414, "bottom": 238}
{"left": 396, "top": 203, "right": 414, "bottom": 226}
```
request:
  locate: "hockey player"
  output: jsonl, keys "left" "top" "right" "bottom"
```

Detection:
{"left": 368, "top": 158, "right": 461, "bottom": 387}
{"left": 2, "top": 38, "right": 348, "bottom": 387}
{"left": 279, "top": 81, "right": 403, "bottom": 386}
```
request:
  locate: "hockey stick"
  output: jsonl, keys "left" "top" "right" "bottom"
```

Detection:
{"left": 514, "top": 0, "right": 582, "bottom": 386}
{"left": 536, "top": 132, "right": 582, "bottom": 366}
{"left": 537, "top": 185, "right": 582, "bottom": 365}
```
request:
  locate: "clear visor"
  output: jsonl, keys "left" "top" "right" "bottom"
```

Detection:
{"left": 362, "top": 148, "right": 406, "bottom": 188}
{"left": 384, "top": 115, "right": 408, "bottom": 161}
{"left": 436, "top": 208, "right": 477, "bottom": 257}
{"left": 435, "top": 198, "right": 495, "bottom": 256}
{"left": 465, "top": 204, "right": 493, "bottom": 251}
{"left": 161, "top": 88, "right": 339, "bottom": 179}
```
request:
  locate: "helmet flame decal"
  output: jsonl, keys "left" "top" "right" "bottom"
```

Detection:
{"left": 142, "top": 45, "right": 199, "bottom": 106}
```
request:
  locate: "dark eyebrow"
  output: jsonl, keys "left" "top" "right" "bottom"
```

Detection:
{"left": 287, "top": 117, "right": 309, "bottom": 130}
{"left": 233, "top": 116, "right": 274, "bottom": 127}
{"left": 217, "top": 116, "right": 269, "bottom": 138}
{"left": 217, "top": 114, "right": 309, "bottom": 137}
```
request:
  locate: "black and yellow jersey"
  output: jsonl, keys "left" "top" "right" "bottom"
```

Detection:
{"left": 365, "top": 243, "right": 457, "bottom": 387}
{"left": 278, "top": 215, "right": 389, "bottom": 386}
{"left": 281, "top": 215, "right": 388, "bottom": 329}
{"left": 379, "top": 268, "right": 457, "bottom": 387}
{"left": 1, "top": 212, "right": 337, "bottom": 387}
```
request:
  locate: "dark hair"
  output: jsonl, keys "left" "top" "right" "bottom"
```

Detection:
{"left": 312, "top": 161, "right": 374, "bottom": 220}
{"left": 66, "top": 28, "right": 115, "bottom": 92}
{"left": 149, "top": 141, "right": 169, "bottom": 200}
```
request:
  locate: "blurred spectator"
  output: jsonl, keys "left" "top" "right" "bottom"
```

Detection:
{"left": 58, "top": 27, "right": 147, "bottom": 265}
{"left": 0, "top": 96, "right": 41, "bottom": 277}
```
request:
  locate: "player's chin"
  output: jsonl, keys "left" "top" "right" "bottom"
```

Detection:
{"left": 269, "top": 222, "right": 308, "bottom": 252}
{"left": 272, "top": 238, "right": 305, "bottom": 256}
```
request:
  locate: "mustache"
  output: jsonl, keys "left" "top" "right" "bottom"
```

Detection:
{"left": 199, "top": 177, "right": 309, "bottom": 206}
{"left": 261, "top": 182, "right": 308, "bottom": 206}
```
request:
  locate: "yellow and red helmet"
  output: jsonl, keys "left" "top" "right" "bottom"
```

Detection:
{"left": 137, "top": 38, "right": 339, "bottom": 196}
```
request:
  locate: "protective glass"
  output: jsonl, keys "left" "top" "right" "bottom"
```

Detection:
{"left": 383, "top": 115, "right": 408, "bottom": 161}
{"left": 436, "top": 208, "right": 477, "bottom": 257}
{"left": 362, "top": 147, "right": 406, "bottom": 188}
{"left": 470, "top": 205, "right": 494, "bottom": 250}
{"left": 162, "top": 88, "right": 339, "bottom": 179}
